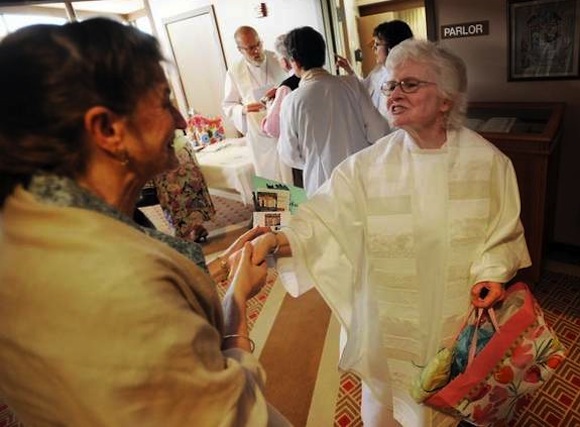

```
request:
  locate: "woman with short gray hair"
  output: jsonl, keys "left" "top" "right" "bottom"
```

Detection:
{"left": 252, "top": 39, "right": 530, "bottom": 426}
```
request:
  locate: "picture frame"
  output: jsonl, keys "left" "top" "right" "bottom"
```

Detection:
{"left": 252, "top": 211, "right": 292, "bottom": 231}
{"left": 253, "top": 189, "right": 290, "bottom": 212}
{"left": 508, "top": 0, "right": 580, "bottom": 80}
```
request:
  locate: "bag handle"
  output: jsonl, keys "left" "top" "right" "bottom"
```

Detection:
{"left": 466, "top": 307, "right": 500, "bottom": 367}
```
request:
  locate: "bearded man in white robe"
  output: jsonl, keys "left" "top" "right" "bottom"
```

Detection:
{"left": 252, "top": 40, "right": 531, "bottom": 426}
{"left": 222, "top": 26, "right": 291, "bottom": 183}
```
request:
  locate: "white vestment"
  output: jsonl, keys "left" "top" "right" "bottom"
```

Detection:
{"left": 362, "top": 64, "right": 389, "bottom": 119}
{"left": 280, "top": 127, "right": 531, "bottom": 426}
{"left": 222, "top": 51, "right": 290, "bottom": 182}
{"left": 247, "top": 111, "right": 293, "bottom": 184}
{"left": 278, "top": 69, "right": 390, "bottom": 196}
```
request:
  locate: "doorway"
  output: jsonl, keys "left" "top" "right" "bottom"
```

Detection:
{"left": 357, "top": 0, "right": 428, "bottom": 76}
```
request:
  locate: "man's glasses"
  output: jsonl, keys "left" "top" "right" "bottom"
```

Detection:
{"left": 238, "top": 40, "right": 262, "bottom": 53}
{"left": 380, "top": 79, "right": 436, "bottom": 95}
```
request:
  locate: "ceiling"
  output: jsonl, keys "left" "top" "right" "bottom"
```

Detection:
{"left": 40, "top": 0, "right": 144, "bottom": 14}
{"left": 0, "top": 0, "right": 144, "bottom": 15}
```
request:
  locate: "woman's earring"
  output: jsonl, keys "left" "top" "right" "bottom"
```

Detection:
{"left": 117, "top": 149, "right": 129, "bottom": 166}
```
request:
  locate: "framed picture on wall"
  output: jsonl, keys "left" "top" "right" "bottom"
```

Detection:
{"left": 508, "top": 0, "right": 580, "bottom": 80}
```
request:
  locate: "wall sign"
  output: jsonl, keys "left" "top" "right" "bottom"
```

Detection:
{"left": 441, "top": 21, "right": 489, "bottom": 39}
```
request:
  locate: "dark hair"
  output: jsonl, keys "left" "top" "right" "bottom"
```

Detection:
{"left": 284, "top": 26, "right": 326, "bottom": 70}
{"left": 0, "top": 18, "right": 165, "bottom": 205}
{"left": 373, "top": 20, "right": 414, "bottom": 48}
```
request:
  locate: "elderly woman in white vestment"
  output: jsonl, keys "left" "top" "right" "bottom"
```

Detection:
{"left": 252, "top": 39, "right": 531, "bottom": 426}
{"left": 0, "top": 18, "right": 291, "bottom": 426}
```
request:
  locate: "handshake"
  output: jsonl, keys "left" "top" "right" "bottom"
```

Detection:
{"left": 259, "top": 86, "right": 278, "bottom": 105}
{"left": 243, "top": 87, "right": 277, "bottom": 113}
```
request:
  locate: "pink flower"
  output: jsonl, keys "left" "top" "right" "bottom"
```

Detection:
{"left": 489, "top": 385, "right": 509, "bottom": 404}
{"left": 515, "top": 393, "right": 532, "bottom": 412}
{"left": 530, "top": 325, "right": 546, "bottom": 339}
{"left": 511, "top": 342, "right": 533, "bottom": 368}
{"left": 472, "top": 403, "right": 499, "bottom": 424}
{"left": 468, "top": 383, "right": 491, "bottom": 402}
{"left": 494, "top": 366, "right": 514, "bottom": 384}
{"left": 523, "top": 365, "right": 542, "bottom": 383}
{"left": 546, "top": 353, "right": 565, "bottom": 369}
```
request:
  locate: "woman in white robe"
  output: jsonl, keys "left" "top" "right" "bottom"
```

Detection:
{"left": 252, "top": 40, "right": 531, "bottom": 426}
{"left": 335, "top": 20, "right": 414, "bottom": 118}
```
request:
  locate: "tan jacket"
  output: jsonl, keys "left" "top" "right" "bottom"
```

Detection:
{"left": 0, "top": 187, "right": 287, "bottom": 426}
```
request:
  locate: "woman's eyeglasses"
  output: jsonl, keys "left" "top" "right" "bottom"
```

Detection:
{"left": 380, "top": 79, "right": 436, "bottom": 95}
{"left": 372, "top": 42, "right": 389, "bottom": 51}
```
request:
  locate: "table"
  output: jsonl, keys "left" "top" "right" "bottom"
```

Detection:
{"left": 195, "top": 138, "right": 255, "bottom": 205}
{"left": 468, "top": 102, "right": 565, "bottom": 284}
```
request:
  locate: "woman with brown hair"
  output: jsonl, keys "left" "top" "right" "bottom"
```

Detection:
{"left": 0, "top": 18, "right": 289, "bottom": 426}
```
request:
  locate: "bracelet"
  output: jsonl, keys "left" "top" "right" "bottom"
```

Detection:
{"left": 222, "top": 334, "right": 255, "bottom": 352}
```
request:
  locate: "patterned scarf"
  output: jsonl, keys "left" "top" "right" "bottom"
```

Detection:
{"left": 27, "top": 174, "right": 208, "bottom": 272}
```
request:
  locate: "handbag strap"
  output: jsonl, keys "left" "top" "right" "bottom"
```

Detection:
{"left": 467, "top": 307, "right": 500, "bottom": 367}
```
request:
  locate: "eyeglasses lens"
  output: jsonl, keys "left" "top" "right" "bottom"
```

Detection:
{"left": 382, "top": 80, "right": 423, "bottom": 94}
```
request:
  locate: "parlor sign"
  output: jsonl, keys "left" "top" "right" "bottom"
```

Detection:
{"left": 441, "top": 21, "right": 489, "bottom": 39}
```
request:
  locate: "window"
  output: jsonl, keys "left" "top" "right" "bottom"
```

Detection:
{"left": 0, "top": 12, "right": 66, "bottom": 39}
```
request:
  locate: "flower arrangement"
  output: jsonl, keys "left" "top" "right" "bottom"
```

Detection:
{"left": 187, "top": 114, "right": 225, "bottom": 146}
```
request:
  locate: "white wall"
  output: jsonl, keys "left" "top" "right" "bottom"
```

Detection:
{"left": 436, "top": 0, "right": 580, "bottom": 246}
{"left": 147, "top": 0, "right": 327, "bottom": 115}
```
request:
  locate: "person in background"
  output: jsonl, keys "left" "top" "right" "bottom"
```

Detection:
{"left": 0, "top": 18, "right": 290, "bottom": 426}
{"left": 223, "top": 25, "right": 292, "bottom": 184}
{"left": 261, "top": 33, "right": 300, "bottom": 138}
{"left": 252, "top": 39, "right": 530, "bottom": 426}
{"left": 336, "top": 20, "right": 413, "bottom": 118}
{"left": 153, "top": 131, "right": 216, "bottom": 243}
{"left": 222, "top": 25, "right": 287, "bottom": 135}
{"left": 278, "top": 26, "right": 390, "bottom": 196}
{"left": 260, "top": 33, "right": 303, "bottom": 187}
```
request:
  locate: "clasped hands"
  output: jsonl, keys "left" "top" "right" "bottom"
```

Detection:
{"left": 221, "top": 229, "right": 505, "bottom": 310}
{"left": 215, "top": 227, "right": 278, "bottom": 301}
{"left": 243, "top": 102, "right": 265, "bottom": 114}
{"left": 243, "top": 86, "right": 278, "bottom": 114}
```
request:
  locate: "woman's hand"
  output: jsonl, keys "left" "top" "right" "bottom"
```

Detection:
{"left": 471, "top": 281, "right": 506, "bottom": 309}
{"left": 228, "top": 243, "right": 268, "bottom": 301}
{"left": 243, "top": 102, "right": 265, "bottom": 114}
{"left": 208, "top": 226, "right": 271, "bottom": 284}
{"left": 250, "top": 231, "right": 281, "bottom": 266}
{"left": 335, "top": 54, "right": 354, "bottom": 75}
{"left": 221, "top": 243, "right": 267, "bottom": 351}
{"left": 222, "top": 226, "right": 271, "bottom": 261}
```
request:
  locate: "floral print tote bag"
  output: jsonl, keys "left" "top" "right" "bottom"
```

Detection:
{"left": 411, "top": 282, "right": 566, "bottom": 426}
